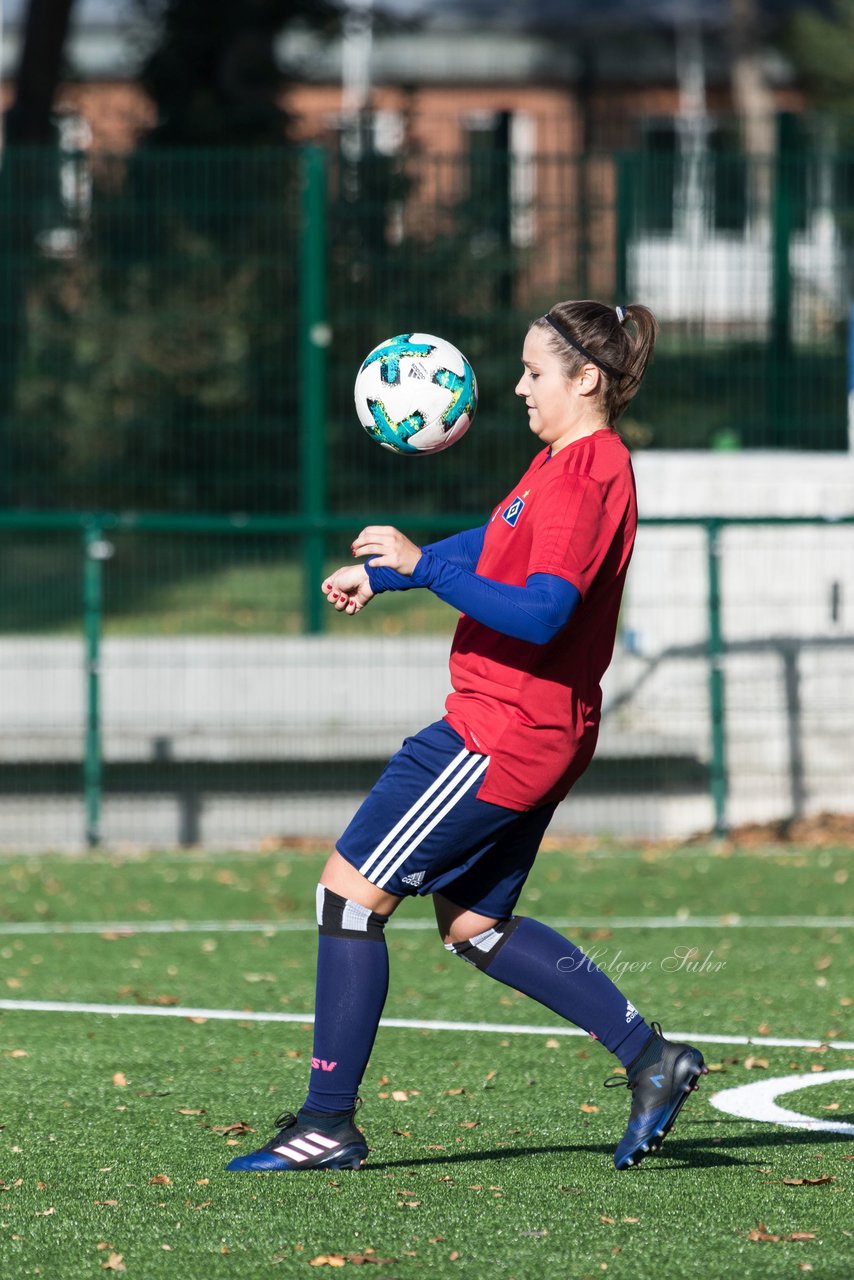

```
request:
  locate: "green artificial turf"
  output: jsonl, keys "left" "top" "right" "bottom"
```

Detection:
{"left": 0, "top": 844, "right": 851, "bottom": 1280}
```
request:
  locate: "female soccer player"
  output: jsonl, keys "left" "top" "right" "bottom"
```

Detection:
{"left": 227, "top": 300, "right": 707, "bottom": 1175}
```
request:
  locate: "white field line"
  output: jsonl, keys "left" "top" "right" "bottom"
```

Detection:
{"left": 0, "top": 997, "right": 852, "bottom": 1053}
{"left": 0, "top": 914, "right": 851, "bottom": 936}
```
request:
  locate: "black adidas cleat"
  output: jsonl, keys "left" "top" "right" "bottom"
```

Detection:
{"left": 607, "top": 1023, "right": 708, "bottom": 1170}
{"left": 225, "top": 1108, "right": 368, "bottom": 1172}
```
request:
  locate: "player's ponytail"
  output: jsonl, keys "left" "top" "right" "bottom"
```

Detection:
{"left": 533, "top": 300, "right": 658, "bottom": 425}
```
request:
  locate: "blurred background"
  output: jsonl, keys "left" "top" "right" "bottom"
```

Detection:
{"left": 0, "top": 0, "right": 852, "bottom": 849}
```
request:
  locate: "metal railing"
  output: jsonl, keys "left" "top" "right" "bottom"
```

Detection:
{"left": 2, "top": 510, "right": 851, "bottom": 849}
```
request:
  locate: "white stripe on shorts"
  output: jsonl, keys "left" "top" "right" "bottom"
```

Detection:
{"left": 358, "top": 746, "right": 472, "bottom": 879}
{"left": 374, "top": 755, "right": 489, "bottom": 890}
{"left": 366, "top": 752, "right": 491, "bottom": 890}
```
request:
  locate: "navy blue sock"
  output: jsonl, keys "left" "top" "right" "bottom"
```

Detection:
{"left": 483, "top": 917, "right": 652, "bottom": 1067}
{"left": 302, "top": 892, "right": 390, "bottom": 1115}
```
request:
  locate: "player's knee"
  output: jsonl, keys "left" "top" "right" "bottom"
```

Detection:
{"left": 444, "top": 916, "right": 521, "bottom": 972}
{"left": 315, "top": 884, "right": 388, "bottom": 940}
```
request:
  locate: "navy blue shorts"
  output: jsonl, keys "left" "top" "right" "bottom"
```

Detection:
{"left": 337, "top": 720, "right": 556, "bottom": 919}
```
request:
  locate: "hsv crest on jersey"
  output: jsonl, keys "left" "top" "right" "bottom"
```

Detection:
{"left": 502, "top": 496, "right": 525, "bottom": 527}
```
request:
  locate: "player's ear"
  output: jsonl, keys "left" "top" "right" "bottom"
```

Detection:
{"left": 575, "top": 363, "right": 601, "bottom": 396}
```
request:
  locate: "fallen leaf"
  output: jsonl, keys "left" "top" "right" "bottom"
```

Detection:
{"left": 176, "top": 1108, "right": 205, "bottom": 1116}
{"left": 101, "top": 1253, "right": 126, "bottom": 1273}
{"left": 94, "top": 1201, "right": 118, "bottom": 1207}
{"left": 449, "top": 1252, "right": 460, "bottom": 1262}
{"left": 781, "top": 1176, "right": 835, "bottom": 1186}
{"left": 810, "top": 1064, "right": 826, "bottom": 1073}
{"left": 347, "top": 1255, "right": 396, "bottom": 1266}
{"left": 391, "top": 1090, "right": 410, "bottom": 1102}
{"left": 743, "top": 1057, "right": 769, "bottom": 1070}
{"left": 9, "top": 1050, "right": 28, "bottom": 1059}
{"left": 309, "top": 1255, "right": 347, "bottom": 1267}
{"left": 210, "top": 1122, "right": 254, "bottom": 1135}
{"left": 196, "top": 1179, "right": 209, "bottom": 1186}
{"left": 444, "top": 1088, "right": 465, "bottom": 1096}
{"left": 580, "top": 1104, "right": 600, "bottom": 1113}
{"left": 35, "top": 1207, "right": 56, "bottom": 1216}
{"left": 112, "top": 1073, "right": 127, "bottom": 1088}
{"left": 747, "top": 1221, "right": 817, "bottom": 1243}
{"left": 459, "top": 1121, "right": 479, "bottom": 1129}
{"left": 148, "top": 1174, "right": 171, "bottom": 1186}
{"left": 623, "top": 1217, "right": 640, "bottom": 1223}
{"left": 186, "top": 1016, "right": 208, "bottom": 1025}
{"left": 544, "top": 1038, "right": 560, "bottom": 1049}
{"left": 600, "top": 1215, "right": 615, "bottom": 1225}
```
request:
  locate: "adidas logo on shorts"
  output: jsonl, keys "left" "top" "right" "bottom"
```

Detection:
{"left": 400, "top": 870, "right": 426, "bottom": 887}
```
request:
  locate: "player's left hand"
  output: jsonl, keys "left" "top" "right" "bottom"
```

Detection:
{"left": 322, "top": 564, "right": 374, "bottom": 614}
{"left": 351, "top": 526, "right": 422, "bottom": 576}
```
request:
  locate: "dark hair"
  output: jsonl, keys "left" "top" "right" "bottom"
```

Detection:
{"left": 531, "top": 300, "right": 658, "bottom": 424}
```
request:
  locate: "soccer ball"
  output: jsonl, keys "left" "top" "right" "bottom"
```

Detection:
{"left": 354, "top": 332, "right": 477, "bottom": 455}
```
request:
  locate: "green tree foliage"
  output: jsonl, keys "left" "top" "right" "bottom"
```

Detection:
{"left": 8, "top": 2, "right": 341, "bottom": 512}
{"left": 789, "top": 0, "right": 854, "bottom": 120}
{"left": 138, "top": 0, "right": 339, "bottom": 146}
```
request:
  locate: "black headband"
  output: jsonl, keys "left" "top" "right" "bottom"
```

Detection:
{"left": 543, "top": 312, "right": 637, "bottom": 384}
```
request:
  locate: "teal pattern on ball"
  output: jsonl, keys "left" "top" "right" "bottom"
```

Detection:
{"left": 365, "top": 399, "right": 424, "bottom": 453}
{"left": 433, "top": 363, "right": 476, "bottom": 430}
{"left": 360, "top": 334, "right": 435, "bottom": 386}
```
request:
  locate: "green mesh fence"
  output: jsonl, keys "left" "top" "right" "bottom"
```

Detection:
{"left": 0, "top": 137, "right": 850, "bottom": 519}
{"left": 0, "top": 137, "right": 852, "bottom": 848}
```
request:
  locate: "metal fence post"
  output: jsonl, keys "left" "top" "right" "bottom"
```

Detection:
{"left": 83, "top": 520, "right": 107, "bottom": 847}
{"left": 614, "top": 152, "right": 634, "bottom": 304}
{"left": 769, "top": 113, "right": 795, "bottom": 444}
{"left": 299, "top": 144, "right": 329, "bottom": 634}
{"left": 706, "top": 519, "right": 729, "bottom": 837}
